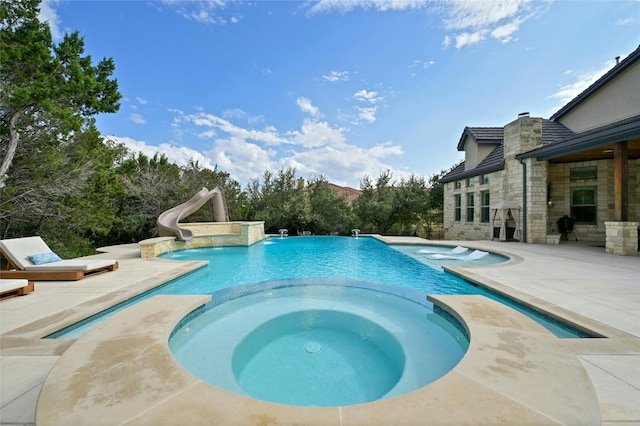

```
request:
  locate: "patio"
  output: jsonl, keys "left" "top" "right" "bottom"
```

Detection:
{"left": 1, "top": 238, "right": 639, "bottom": 424}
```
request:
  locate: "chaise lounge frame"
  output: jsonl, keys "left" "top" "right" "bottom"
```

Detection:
{"left": 0, "top": 279, "right": 35, "bottom": 299}
{"left": 0, "top": 237, "right": 119, "bottom": 281}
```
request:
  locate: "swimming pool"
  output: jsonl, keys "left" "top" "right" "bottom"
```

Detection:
{"left": 169, "top": 279, "right": 469, "bottom": 406}
{"left": 47, "top": 236, "right": 588, "bottom": 338}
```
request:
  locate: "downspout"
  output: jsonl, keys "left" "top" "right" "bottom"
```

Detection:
{"left": 518, "top": 157, "right": 527, "bottom": 242}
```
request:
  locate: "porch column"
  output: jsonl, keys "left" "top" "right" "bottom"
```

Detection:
{"left": 605, "top": 221, "right": 638, "bottom": 256}
{"left": 613, "top": 141, "right": 628, "bottom": 221}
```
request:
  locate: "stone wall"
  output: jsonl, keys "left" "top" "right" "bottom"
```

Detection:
{"left": 444, "top": 117, "right": 639, "bottom": 246}
{"left": 547, "top": 159, "right": 640, "bottom": 243}
{"left": 139, "top": 221, "right": 266, "bottom": 259}
{"left": 605, "top": 221, "right": 639, "bottom": 255}
{"left": 444, "top": 115, "right": 542, "bottom": 242}
{"left": 443, "top": 175, "right": 500, "bottom": 240}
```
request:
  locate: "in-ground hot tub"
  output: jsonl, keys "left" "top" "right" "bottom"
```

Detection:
{"left": 169, "top": 279, "right": 469, "bottom": 407}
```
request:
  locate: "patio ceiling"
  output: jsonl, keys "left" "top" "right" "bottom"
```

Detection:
{"left": 548, "top": 138, "right": 640, "bottom": 163}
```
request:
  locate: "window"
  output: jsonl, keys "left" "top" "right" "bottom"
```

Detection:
{"left": 466, "top": 193, "right": 474, "bottom": 222}
{"left": 466, "top": 177, "right": 475, "bottom": 187}
{"left": 454, "top": 195, "right": 461, "bottom": 221}
{"left": 481, "top": 191, "right": 490, "bottom": 223}
{"left": 454, "top": 180, "right": 461, "bottom": 189}
{"left": 481, "top": 174, "right": 490, "bottom": 185}
{"left": 570, "top": 166, "right": 597, "bottom": 180}
{"left": 570, "top": 187, "right": 597, "bottom": 224}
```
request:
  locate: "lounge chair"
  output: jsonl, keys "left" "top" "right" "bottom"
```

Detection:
{"left": 0, "top": 279, "right": 34, "bottom": 299}
{"left": 0, "top": 236, "right": 118, "bottom": 281}
{"left": 418, "top": 245, "right": 469, "bottom": 255}
{"left": 429, "top": 249, "right": 489, "bottom": 260}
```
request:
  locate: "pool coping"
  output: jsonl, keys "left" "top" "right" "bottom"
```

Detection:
{"left": 36, "top": 293, "right": 603, "bottom": 425}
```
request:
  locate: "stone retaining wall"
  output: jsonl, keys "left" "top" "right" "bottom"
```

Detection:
{"left": 139, "top": 221, "right": 265, "bottom": 259}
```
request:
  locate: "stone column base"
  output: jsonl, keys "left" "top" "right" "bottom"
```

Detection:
{"left": 605, "top": 221, "right": 639, "bottom": 256}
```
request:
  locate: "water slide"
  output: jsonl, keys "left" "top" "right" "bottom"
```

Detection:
{"left": 157, "top": 187, "right": 229, "bottom": 241}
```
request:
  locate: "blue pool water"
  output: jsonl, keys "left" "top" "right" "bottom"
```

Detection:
{"left": 169, "top": 280, "right": 469, "bottom": 406}
{"left": 48, "top": 236, "right": 589, "bottom": 338}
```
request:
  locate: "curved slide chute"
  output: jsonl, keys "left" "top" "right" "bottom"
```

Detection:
{"left": 157, "top": 187, "right": 229, "bottom": 241}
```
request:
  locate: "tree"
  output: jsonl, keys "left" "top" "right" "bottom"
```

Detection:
{"left": 353, "top": 170, "right": 396, "bottom": 234}
{"left": 0, "top": 120, "right": 126, "bottom": 254}
{"left": 306, "top": 176, "right": 355, "bottom": 235}
{"left": 0, "top": 0, "right": 121, "bottom": 188}
{"left": 111, "top": 152, "right": 183, "bottom": 242}
{"left": 246, "top": 168, "right": 310, "bottom": 234}
{"left": 392, "top": 174, "right": 429, "bottom": 232}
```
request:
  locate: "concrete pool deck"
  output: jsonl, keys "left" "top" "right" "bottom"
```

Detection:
{"left": 1, "top": 237, "right": 639, "bottom": 424}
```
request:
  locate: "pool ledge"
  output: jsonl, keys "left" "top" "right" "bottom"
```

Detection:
{"left": 36, "top": 294, "right": 601, "bottom": 425}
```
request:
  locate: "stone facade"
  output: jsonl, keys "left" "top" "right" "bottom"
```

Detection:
{"left": 444, "top": 116, "right": 545, "bottom": 242}
{"left": 605, "top": 221, "right": 639, "bottom": 255}
{"left": 443, "top": 115, "right": 640, "bottom": 246}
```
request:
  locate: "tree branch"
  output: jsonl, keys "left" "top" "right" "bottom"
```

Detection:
{"left": 0, "top": 106, "right": 29, "bottom": 189}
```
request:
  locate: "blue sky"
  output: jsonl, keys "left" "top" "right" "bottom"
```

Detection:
{"left": 40, "top": 0, "right": 640, "bottom": 188}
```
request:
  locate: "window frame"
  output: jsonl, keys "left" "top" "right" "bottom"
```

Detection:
{"left": 454, "top": 194, "right": 462, "bottom": 221}
{"left": 480, "top": 191, "right": 490, "bottom": 223}
{"left": 570, "top": 166, "right": 597, "bottom": 181}
{"left": 466, "top": 177, "right": 475, "bottom": 188}
{"left": 466, "top": 193, "right": 475, "bottom": 222}
{"left": 570, "top": 186, "right": 597, "bottom": 224}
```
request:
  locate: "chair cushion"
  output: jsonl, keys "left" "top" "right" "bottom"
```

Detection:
{"left": 27, "top": 252, "right": 62, "bottom": 265}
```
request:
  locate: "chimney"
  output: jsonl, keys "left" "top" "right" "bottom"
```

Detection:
{"left": 518, "top": 112, "right": 530, "bottom": 118}
{"left": 615, "top": 56, "right": 620, "bottom": 65}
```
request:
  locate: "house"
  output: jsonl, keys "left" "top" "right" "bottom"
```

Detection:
{"left": 441, "top": 45, "right": 640, "bottom": 255}
{"left": 328, "top": 183, "right": 362, "bottom": 204}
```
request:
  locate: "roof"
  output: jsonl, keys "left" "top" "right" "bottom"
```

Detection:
{"left": 456, "top": 127, "right": 503, "bottom": 151}
{"left": 440, "top": 144, "right": 505, "bottom": 183}
{"left": 327, "top": 183, "right": 361, "bottom": 204}
{"left": 517, "top": 113, "right": 640, "bottom": 161}
{"left": 550, "top": 44, "right": 640, "bottom": 121}
{"left": 541, "top": 120, "right": 574, "bottom": 145}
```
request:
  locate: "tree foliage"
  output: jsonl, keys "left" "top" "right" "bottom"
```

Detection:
{"left": 0, "top": 0, "right": 121, "bottom": 188}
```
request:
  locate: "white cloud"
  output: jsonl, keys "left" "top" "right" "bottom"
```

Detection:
{"left": 442, "top": 35, "right": 451, "bottom": 49}
{"left": 128, "top": 113, "right": 146, "bottom": 125}
{"left": 322, "top": 70, "right": 350, "bottom": 82}
{"left": 117, "top": 96, "right": 406, "bottom": 187}
{"left": 38, "top": 0, "right": 62, "bottom": 40}
{"left": 162, "top": 0, "right": 231, "bottom": 25}
{"left": 490, "top": 18, "right": 523, "bottom": 43}
{"left": 409, "top": 59, "right": 435, "bottom": 69}
{"left": 136, "top": 97, "right": 148, "bottom": 105}
{"left": 108, "top": 136, "right": 217, "bottom": 169}
{"left": 222, "top": 108, "right": 246, "bottom": 119}
{"left": 616, "top": 17, "right": 635, "bottom": 26}
{"left": 208, "top": 137, "right": 275, "bottom": 183}
{"left": 297, "top": 97, "right": 322, "bottom": 118}
{"left": 442, "top": 0, "right": 525, "bottom": 31}
{"left": 354, "top": 106, "right": 377, "bottom": 124}
{"left": 438, "top": 0, "right": 543, "bottom": 49}
{"left": 455, "top": 30, "right": 487, "bottom": 48}
{"left": 183, "top": 112, "right": 287, "bottom": 146}
{"left": 280, "top": 141, "right": 404, "bottom": 187}
{"left": 548, "top": 60, "right": 615, "bottom": 106}
{"left": 308, "top": 0, "right": 428, "bottom": 15}
{"left": 353, "top": 90, "right": 382, "bottom": 104}
{"left": 286, "top": 118, "right": 347, "bottom": 148}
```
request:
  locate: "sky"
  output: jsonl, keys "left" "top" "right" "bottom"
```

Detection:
{"left": 40, "top": 0, "right": 640, "bottom": 189}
